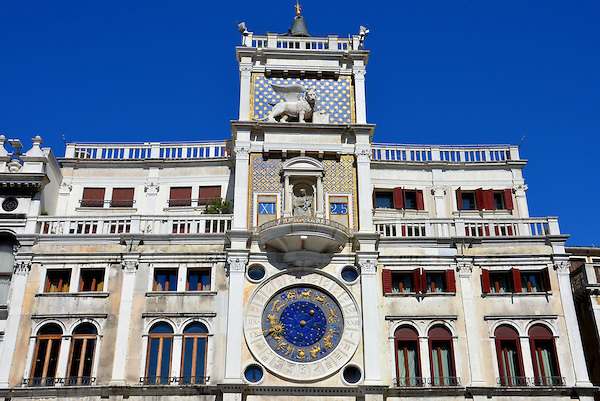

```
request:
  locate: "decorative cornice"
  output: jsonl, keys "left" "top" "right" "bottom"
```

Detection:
{"left": 513, "top": 184, "right": 528, "bottom": 197}
{"left": 121, "top": 258, "right": 139, "bottom": 273}
{"left": 554, "top": 261, "right": 570, "bottom": 273}
{"left": 13, "top": 260, "right": 31, "bottom": 275}
{"left": 144, "top": 181, "right": 159, "bottom": 195}
{"left": 431, "top": 186, "right": 447, "bottom": 197}
{"left": 234, "top": 146, "right": 250, "bottom": 160}
{"left": 357, "top": 259, "right": 377, "bottom": 274}
{"left": 355, "top": 148, "right": 371, "bottom": 163}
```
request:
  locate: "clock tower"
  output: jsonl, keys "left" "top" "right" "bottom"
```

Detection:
{"left": 224, "top": 7, "right": 380, "bottom": 389}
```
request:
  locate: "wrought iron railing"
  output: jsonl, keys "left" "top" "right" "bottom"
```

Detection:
{"left": 496, "top": 376, "right": 565, "bottom": 386}
{"left": 23, "top": 376, "right": 96, "bottom": 386}
{"left": 496, "top": 376, "right": 529, "bottom": 386}
{"left": 139, "top": 376, "right": 209, "bottom": 385}
{"left": 393, "top": 377, "right": 424, "bottom": 387}
{"left": 428, "top": 376, "right": 461, "bottom": 386}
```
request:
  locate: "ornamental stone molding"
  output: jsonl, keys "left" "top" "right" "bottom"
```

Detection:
{"left": 456, "top": 260, "right": 474, "bottom": 277}
{"left": 144, "top": 181, "right": 159, "bottom": 194}
{"left": 353, "top": 68, "right": 366, "bottom": 79}
{"left": 355, "top": 148, "right": 371, "bottom": 163}
{"left": 121, "top": 258, "right": 139, "bottom": 273}
{"left": 554, "top": 261, "right": 571, "bottom": 273}
{"left": 357, "top": 259, "right": 377, "bottom": 274}
{"left": 13, "top": 260, "right": 31, "bottom": 275}
{"left": 234, "top": 146, "right": 250, "bottom": 160}
{"left": 431, "top": 186, "right": 447, "bottom": 197}
{"left": 59, "top": 182, "right": 73, "bottom": 194}
{"left": 227, "top": 256, "right": 248, "bottom": 273}
{"left": 513, "top": 184, "right": 528, "bottom": 196}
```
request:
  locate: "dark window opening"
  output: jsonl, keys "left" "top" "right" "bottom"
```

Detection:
{"left": 79, "top": 269, "right": 105, "bottom": 292}
{"left": 110, "top": 188, "right": 134, "bottom": 207}
{"left": 187, "top": 269, "right": 211, "bottom": 291}
{"left": 154, "top": 269, "right": 178, "bottom": 291}
{"left": 45, "top": 270, "right": 71, "bottom": 293}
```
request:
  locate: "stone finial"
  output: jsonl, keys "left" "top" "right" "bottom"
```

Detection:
{"left": 0, "top": 135, "right": 9, "bottom": 158}
{"left": 24, "top": 135, "right": 45, "bottom": 157}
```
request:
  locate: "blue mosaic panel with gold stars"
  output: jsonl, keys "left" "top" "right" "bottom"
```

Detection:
{"left": 251, "top": 74, "right": 354, "bottom": 124}
{"left": 249, "top": 155, "right": 284, "bottom": 227}
{"left": 261, "top": 286, "right": 343, "bottom": 362}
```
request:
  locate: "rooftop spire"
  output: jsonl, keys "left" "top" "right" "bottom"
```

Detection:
{"left": 290, "top": 1, "right": 309, "bottom": 37}
{"left": 295, "top": 1, "right": 301, "bottom": 16}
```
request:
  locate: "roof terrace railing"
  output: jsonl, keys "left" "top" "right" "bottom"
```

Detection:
{"left": 245, "top": 33, "right": 358, "bottom": 51}
{"left": 371, "top": 144, "right": 520, "bottom": 163}
{"left": 64, "top": 141, "right": 228, "bottom": 161}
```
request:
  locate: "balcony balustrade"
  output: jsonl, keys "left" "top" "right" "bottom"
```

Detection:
{"left": 139, "top": 376, "right": 209, "bottom": 385}
{"left": 64, "top": 141, "right": 228, "bottom": 161}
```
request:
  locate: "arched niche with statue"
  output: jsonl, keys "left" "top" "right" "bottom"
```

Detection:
{"left": 281, "top": 157, "right": 324, "bottom": 218}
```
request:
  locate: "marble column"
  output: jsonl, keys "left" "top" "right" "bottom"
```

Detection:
{"left": 108, "top": 257, "right": 139, "bottom": 385}
{"left": 353, "top": 68, "right": 367, "bottom": 124}
{"left": 358, "top": 256, "right": 382, "bottom": 384}
{"left": 223, "top": 255, "right": 248, "bottom": 382}
{"left": 554, "top": 260, "right": 593, "bottom": 387}
{"left": 0, "top": 258, "right": 31, "bottom": 387}
{"left": 355, "top": 148, "right": 374, "bottom": 232}
{"left": 238, "top": 65, "right": 252, "bottom": 121}
{"left": 456, "top": 260, "right": 486, "bottom": 386}
{"left": 232, "top": 146, "right": 250, "bottom": 231}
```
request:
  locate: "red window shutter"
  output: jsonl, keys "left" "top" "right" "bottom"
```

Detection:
{"left": 484, "top": 189, "right": 494, "bottom": 210}
{"left": 504, "top": 189, "right": 514, "bottom": 210}
{"left": 421, "top": 270, "right": 428, "bottom": 293}
{"left": 445, "top": 269, "right": 456, "bottom": 292}
{"left": 416, "top": 190, "right": 424, "bottom": 210}
{"left": 169, "top": 187, "right": 192, "bottom": 207}
{"left": 456, "top": 187, "right": 463, "bottom": 210}
{"left": 413, "top": 268, "right": 422, "bottom": 292}
{"left": 372, "top": 189, "right": 377, "bottom": 209}
{"left": 382, "top": 269, "right": 392, "bottom": 294}
{"left": 393, "top": 187, "right": 405, "bottom": 209}
{"left": 484, "top": 225, "right": 490, "bottom": 236}
{"left": 111, "top": 188, "right": 134, "bottom": 207}
{"left": 507, "top": 225, "right": 514, "bottom": 236}
{"left": 198, "top": 186, "right": 221, "bottom": 205}
{"left": 82, "top": 188, "right": 105, "bottom": 207}
{"left": 512, "top": 268, "right": 522, "bottom": 292}
{"left": 541, "top": 267, "right": 551, "bottom": 291}
{"left": 476, "top": 188, "right": 485, "bottom": 211}
{"left": 481, "top": 269, "right": 491, "bottom": 293}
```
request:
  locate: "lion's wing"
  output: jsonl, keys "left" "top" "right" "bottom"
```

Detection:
{"left": 270, "top": 84, "right": 305, "bottom": 102}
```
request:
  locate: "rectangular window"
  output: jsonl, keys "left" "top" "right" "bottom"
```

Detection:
{"left": 81, "top": 188, "right": 105, "bottom": 207}
{"left": 110, "top": 188, "right": 134, "bottom": 207}
{"left": 391, "top": 272, "right": 415, "bottom": 294}
{"left": 45, "top": 270, "right": 71, "bottom": 293}
{"left": 187, "top": 269, "right": 211, "bottom": 291}
{"left": 383, "top": 269, "right": 455, "bottom": 294}
{"left": 374, "top": 191, "right": 394, "bottom": 209}
{"left": 31, "top": 336, "right": 61, "bottom": 385}
{"left": 198, "top": 186, "right": 221, "bottom": 206}
{"left": 430, "top": 340, "right": 455, "bottom": 386}
{"left": 482, "top": 268, "right": 550, "bottom": 294}
{"left": 521, "top": 271, "right": 544, "bottom": 293}
{"left": 490, "top": 272, "right": 511, "bottom": 293}
{"left": 0, "top": 275, "right": 10, "bottom": 305}
{"left": 79, "top": 269, "right": 105, "bottom": 292}
{"left": 457, "top": 188, "right": 514, "bottom": 211}
{"left": 169, "top": 187, "right": 192, "bottom": 207}
{"left": 153, "top": 269, "right": 178, "bottom": 291}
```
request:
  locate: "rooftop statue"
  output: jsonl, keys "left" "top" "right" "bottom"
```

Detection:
{"left": 257, "top": 84, "right": 316, "bottom": 123}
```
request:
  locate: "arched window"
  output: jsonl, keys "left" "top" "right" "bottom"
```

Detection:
{"left": 529, "top": 325, "right": 561, "bottom": 386}
{"left": 30, "top": 323, "right": 62, "bottom": 386}
{"left": 394, "top": 326, "right": 421, "bottom": 387}
{"left": 428, "top": 326, "right": 456, "bottom": 386}
{"left": 181, "top": 323, "right": 208, "bottom": 384}
{"left": 67, "top": 323, "right": 97, "bottom": 385}
{"left": 145, "top": 323, "right": 173, "bottom": 385}
{"left": 495, "top": 325, "right": 524, "bottom": 386}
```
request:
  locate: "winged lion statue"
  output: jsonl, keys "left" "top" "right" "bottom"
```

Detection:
{"left": 257, "top": 84, "right": 316, "bottom": 123}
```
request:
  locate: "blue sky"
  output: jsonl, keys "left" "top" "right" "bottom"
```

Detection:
{"left": 1, "top": 1, "right": 599, "bottom": 245}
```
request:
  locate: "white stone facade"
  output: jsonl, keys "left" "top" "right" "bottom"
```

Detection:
{"left": 0, "top": 15, "right": 595, "bottom": 401}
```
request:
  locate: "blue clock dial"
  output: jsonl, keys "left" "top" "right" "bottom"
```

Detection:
{"left": 261, "top": 286, "right": 343, "bottom": 362}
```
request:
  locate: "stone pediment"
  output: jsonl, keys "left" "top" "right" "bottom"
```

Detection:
{"left": 281, "top": 156, "right": 323, "bottom": 176}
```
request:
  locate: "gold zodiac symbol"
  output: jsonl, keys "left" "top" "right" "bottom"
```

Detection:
{"left": 271, "top": 300, "right": 281, "bottom": 312}
{"left": 327, "top": 307, "right": 339, "bottom": 323}
{"left": 286, "top": 291, "right": 296, "bottom": 301}
{"left": 308, "top": 345, "right": 321, "bottom": 359}
{"left": 313, "top": 293, "right": 325, "bottom": 303}
{"left": 322, "top": 329, "right": 335, "bottom": 349}
{"left": 300, "top": 289, "right": 312, "bottom": 298}
{"left": 296, "top": 349, "right": 306, "bottom": 359}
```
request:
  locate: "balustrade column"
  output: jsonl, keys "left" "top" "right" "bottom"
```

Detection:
{"left": 456, "top": 260, "right": 486, "bottom": 386}
{"left": 554, "top": 260, "right": 592, "bottom": 387}
{"left": 0, "top": 258, "right": 31, "bottom": 387}
{"left": 109, "top": 257, "right": 139, "bottom": 385}
{"left": 224, "top": 255, "right": 248, "bottom": 382}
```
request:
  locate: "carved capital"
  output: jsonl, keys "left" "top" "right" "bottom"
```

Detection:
{"left": 144, "top": 181, "right": 159, "bottom": 195}
{"left": 121, "top": 259, "right": 139, "bottom": 272}
{"left": 431, "top": 186, "right": 447, "bottom": 197}
{"left": 456, "top": 261, "right": 474, "bottom": 277}
{"left": 240, "top": 64, "right": 252, "bottom": 76}
{"left": 13, "top": 260, "right": 31, "bottom": 275}
{"left": 513, "top": 184, "right": 528, "bottom": 197}
{"left": 554, "top": 261, "right": 571, "bottom": 273}
{"left": 227, "top": 257, "right": 248, "bottom": 273}
{"left": 353, "top": 69, "right": 366, "bottom": 79}
{"left": 357, "top": 259, "right": 377, "bottom": 274}
{"left": 234, "top": 146, "right": 250, "bottom": 160}
{"left": 355, "top": 148, "right": 371, "bottom": 163}
{"left": 59, "top": 182, "right": 72, "bottom": 194}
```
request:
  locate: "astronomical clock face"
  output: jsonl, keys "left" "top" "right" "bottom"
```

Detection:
{"left": 244, "top": 271, "right": 361, "bottom": 381}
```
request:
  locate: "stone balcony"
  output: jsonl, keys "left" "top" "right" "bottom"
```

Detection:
{"left": 255, "top": 217, "right": 350, "bottom": 266}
